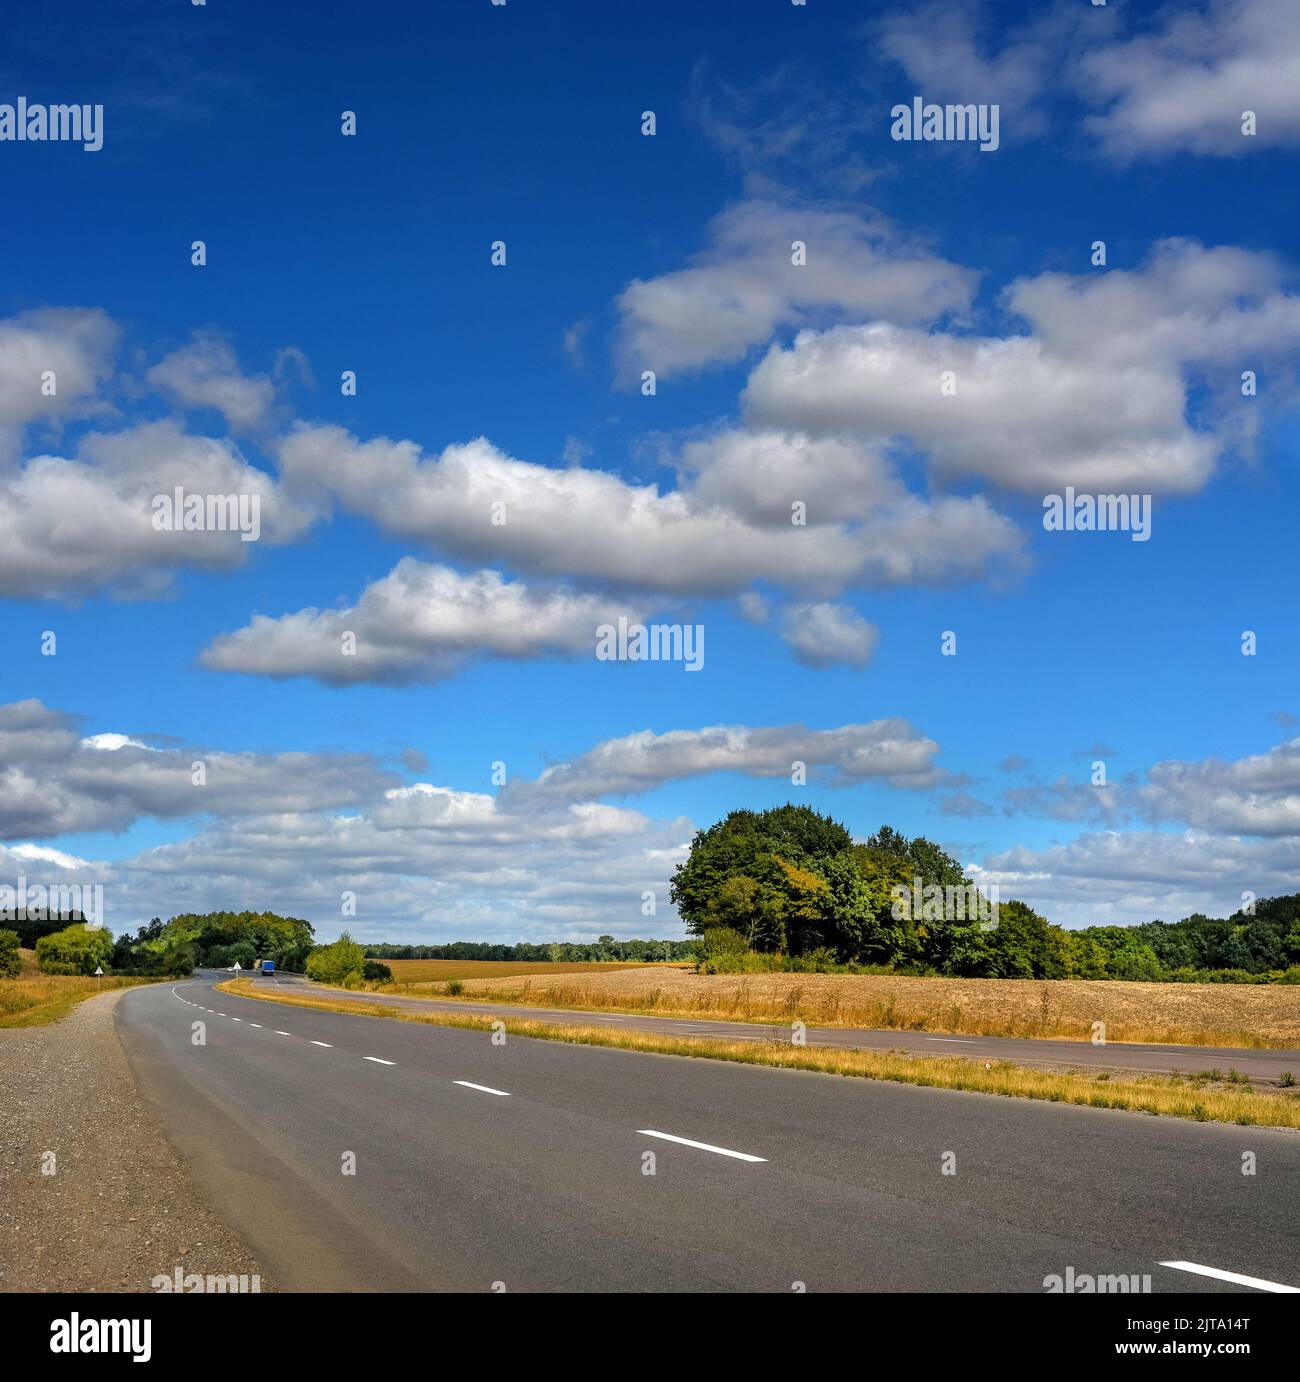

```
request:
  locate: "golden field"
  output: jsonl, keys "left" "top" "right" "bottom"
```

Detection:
{"left": 406, "top": 965, "right": 1300, "bottom": 1048}
{"left": 382, "top": 958, "right": 682, "bottom": 983}
{"left": 218, "top": 979, "right": 1300, "bottom": 1128}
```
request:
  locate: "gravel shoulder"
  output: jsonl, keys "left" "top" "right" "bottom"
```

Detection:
{"left": 0, "top": 986, "right": 269, "bottom": 1293}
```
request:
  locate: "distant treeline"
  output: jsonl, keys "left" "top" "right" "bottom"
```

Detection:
{"left": 365, "top": 938, "right": 697, "bottom": 963}
{"left": 669, "top": 805, "right": 1300, "bottom": 983}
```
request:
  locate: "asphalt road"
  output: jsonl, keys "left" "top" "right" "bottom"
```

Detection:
{"left": 115, "top": 974, "right": 1300, "bottom": 1293}
{"left": 255, "top": 971, "right": 1300, "bottom": 1084}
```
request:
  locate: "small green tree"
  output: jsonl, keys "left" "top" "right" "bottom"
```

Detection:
{"left": 0, "top": 928, "right": 22, "bottom": 979}
{"left": 35, "top": 923, "right": 114, "bottom": 975}
{"left": 306, "top": 931, "right": 367, "bottom": 986}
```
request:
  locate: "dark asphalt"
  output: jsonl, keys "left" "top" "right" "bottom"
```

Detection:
{"left": 114, "top": 974, "right": 1300, "bottom": 1294}
{"left": 256, "top": 970, "right": 1300, "bottom": 1085}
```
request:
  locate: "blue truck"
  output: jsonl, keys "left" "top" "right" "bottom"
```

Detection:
{"left": 260, "top": 959, "right": 276, "bottom": 976}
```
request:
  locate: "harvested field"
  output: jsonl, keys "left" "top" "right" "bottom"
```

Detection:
{"left": 405, "top": 966, "right": 1300, "bottom": 1048}
{"left": 383, "top": 958, "right": 682, "bottom": 983}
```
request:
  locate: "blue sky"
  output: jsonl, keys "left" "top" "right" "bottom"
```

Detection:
{"left": 2, "top": 0, "right": 1298, "bottom": 942}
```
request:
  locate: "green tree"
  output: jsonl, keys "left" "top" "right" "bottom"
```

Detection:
{"left": 306, "top": 931, "right": 367, "bottom": 986}
{"left": 0, "top": 928, "right": 21, "bottom": 979}
{"left": 35, "top": 923, "right": 114, "bottom": 975}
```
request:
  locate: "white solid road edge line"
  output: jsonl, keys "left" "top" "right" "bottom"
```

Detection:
{"left": 364, "top": 1056, "right": 396, "bottom": 1065}
{"left": 454, "top": 1080, "right": 511, "bottom": 1096}
{"left": 638, "top": 1129, "right": 767, "bottom": 1163}
{"left": 1159, "top": 1261, "right": 1300, "bottom": 1293}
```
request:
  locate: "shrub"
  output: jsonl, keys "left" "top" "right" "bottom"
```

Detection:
{"left": 0, "top": 929, "right": 21, "bottom": 979}
{"left": 361, "top": 959, "right": 392, "bottom": 983}
{"left": 306, "top": 932, "right": 367, "bottom": 985}
{"left": 35, "top": 923, "right": 114, "bottom": 976}
{"left": 445, "top": 979, "right": 465, "bottom": 996}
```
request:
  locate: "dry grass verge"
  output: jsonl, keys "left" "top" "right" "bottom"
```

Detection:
{"left": 216, "top": 978, "right": 1300, "bottom": 1130}
{"left": 0, "top": 961, "right": 157, "bottom": 1028}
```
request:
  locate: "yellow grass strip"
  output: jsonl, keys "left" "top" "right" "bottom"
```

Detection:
{"left": 0, "top": 973, "right": 158, "bottom": 1027}
{"left": 215, "top": 979, "right": 1300, "bottom": 1130}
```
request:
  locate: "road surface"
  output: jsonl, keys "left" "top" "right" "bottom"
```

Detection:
{"left": 115, "top": 975, "right": 1300, "bottom": 1293}
{"left": 252, "top": 971, "right": 1300, "bottom": 1084}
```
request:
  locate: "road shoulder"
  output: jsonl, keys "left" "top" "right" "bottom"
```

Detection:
{"left": 0, "top": 986, "right": 268, "bottom": 1294}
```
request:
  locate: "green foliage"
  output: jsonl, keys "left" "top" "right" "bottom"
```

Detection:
{"left": 361, "top": 959, "right": 392, "bottom": 983}
{"left": 111, "top": 911, "right": 315, "bottom": 974}
{"left": 306, "top": 931, "right": 366, "bottom": 986}
{"left": 366, "top": 937, "right": 696, "bottom": 963}
{"left": 35, "top": 923, "right": 114, "bottom": 976}
{"left": 0, "top": 929, "right": 21, "bottom": 979}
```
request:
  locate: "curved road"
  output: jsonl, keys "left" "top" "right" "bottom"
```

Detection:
{"left": 255, "top": 972, "right": 1300, "bottom": 1084}
{"left": 115, "top": 974, "right": 1300, "bottom": 1293}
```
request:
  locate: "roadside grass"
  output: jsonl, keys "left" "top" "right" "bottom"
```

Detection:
{"left": 215, "top": 978, "right": 1300, "bottom": 1130}
{"left": 0, "top": 968, "right": 157, "bottom": 1027}
{"left": 392, "top": 975, "right": 1297, "bottom": 1050}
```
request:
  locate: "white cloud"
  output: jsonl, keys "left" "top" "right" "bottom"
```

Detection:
{"left": 147, "top": 331, "right": 276, "bottom": 430}
{"left": 745, "top": 239, "right": 1300, "bottom": 495}
{"left": 0, "top": 418, "right": 316, "bottom": 599}
{"left": 780, "top": 602, "right": 879, "bottom": 669}
{"left": 1076, "top": 0, "right": 1300, "bottom": 158}
{"left": 613, "top": 198, "right": 975, "bottom": 382}
{"left": 513, "top": 720, "right": 945, "bottom": 805}
{"left": 0, "top": 307, "right": 118, "bottom": 455}
{"left": 201, "top": 558, "right": 640, "bottom": 687}
{"left": 0, "top": 700, "right": 397, "bottom": 840}
{"left": 972, "top": 830, "right": 1300, "bottom": 929}
{"left": 279, "top": 423, "right": 1023, "bottom": 600}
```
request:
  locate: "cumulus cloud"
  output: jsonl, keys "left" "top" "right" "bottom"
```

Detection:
{"left": 512, "top": 720, "right": 945, "bottom": 805}
{"left": 0, "top": 418, "right": 316, "bottom": 599}
{"left": 201, "top": 558, "right": 639, "bottom": 687}
{"left": 0, "top": 307, "right": 118, "bottom": 455}
{"left": 278, "top": 423, "right": 1022, "bottom": 600}
{"left": 745, "top": 239, "right": 1300, "bottom": 495}
{"left": 875, "top": 0, "right": 1069, "bottom": 134}
{"left": 1076, "top": 0, "right": 1300, "bottom": 158}
{"left": 780, "top": 602, "right": 879, "bottom": 669}
{"left": 971, "top": 830, "right": 1300, "bottom": 929}
{"left": 146, "top": 331, "right": 276, "bottom": 430}
{"left": 1138, "top": 738, "right": 1300, "bottom": 837}
{"left": 1001, "top": 736, "right": 1300, "bottom": 839}
{"left": 0, "top": 700, "right": 397, "bottom": 840}
{"left": 613, "top": 198, "right": 975, "bottom": 382}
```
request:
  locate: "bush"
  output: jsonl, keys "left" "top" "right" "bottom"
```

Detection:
{"left": 306, "top": 932, "right": 367, "bottom": 986}
{"left": 35, "top": 923, "right": 114, "bottom": 976}
{"left": 445, "top": 979, "right": 465, "bottom": 996}
{"left": 361, "top": 959, "right": 392, "bottom": 983}
{"left": 0, "top": 929, "right": 21, "bottom": 979}
{"left": 696, "top": 927, "right": 748, "bottom": 961}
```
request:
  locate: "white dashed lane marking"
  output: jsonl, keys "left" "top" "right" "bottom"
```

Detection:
{"left": 364, "top": 1056, "right": 395, "bottom": 1066}
{"left": 454, "top": 1080, "right": 510, "bottom": 1097}
{"left": 638, "top": 1130, "right": 766, "bottom": 1163}
{"left": 1159, "top": 1261, "right": 1300, "bottom": 1293}
{"left": 310, "top": 1040, "right": 332, "bottom": 1048}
